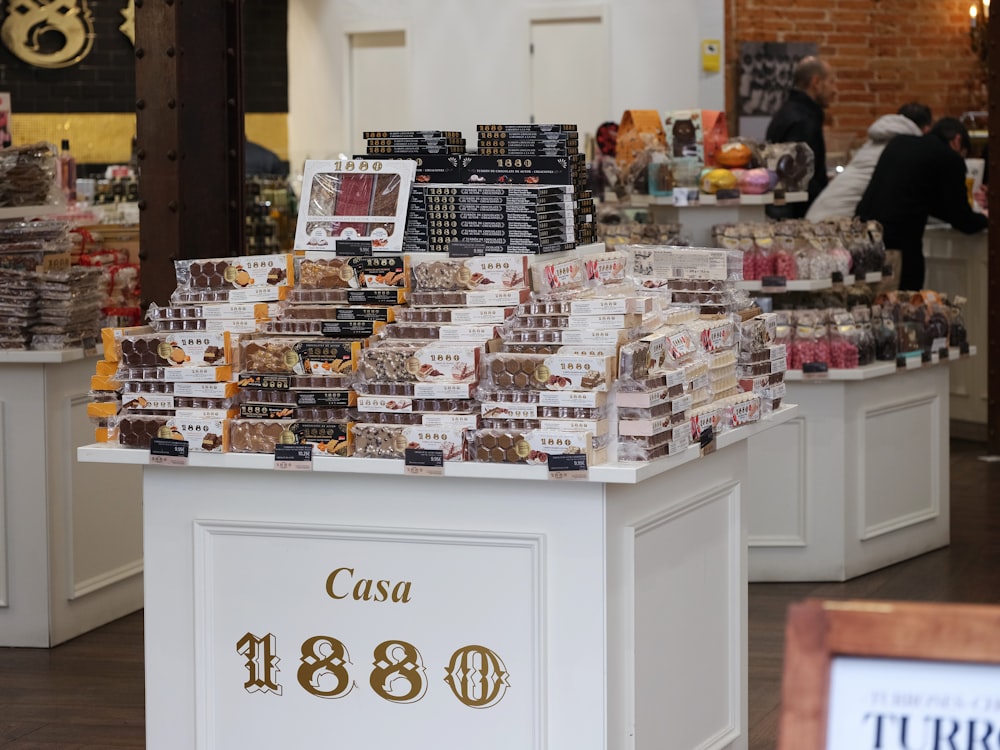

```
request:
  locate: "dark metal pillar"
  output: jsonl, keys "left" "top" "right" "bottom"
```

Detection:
{"left": 989, "top": 15, "right": 999, "bottom": 455}
{"left": 135, "top": 0, "right": 245, "bottom": 307}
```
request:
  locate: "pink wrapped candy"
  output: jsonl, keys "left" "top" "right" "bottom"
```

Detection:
{"left": 739, "top": 168, "right": 772, "bottom": 195}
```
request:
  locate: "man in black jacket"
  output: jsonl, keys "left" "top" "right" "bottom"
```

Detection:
{"left": 765, "top": 56, "right": 837, "bottom": 218}
{"left": 856, "top": 118, "right": 988, "bottom": 291}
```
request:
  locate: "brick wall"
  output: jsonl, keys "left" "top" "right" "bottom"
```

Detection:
{"left": 0, "top": 0, "right": 286, "bottom": 114}
{"left": 725, "top": 0, "right": 987, "bottom": 156}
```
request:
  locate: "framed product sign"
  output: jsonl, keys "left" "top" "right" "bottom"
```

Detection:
{"left": 194, "top": 520, "right": 543, "bottom": 749}
{"left": 294, "top": 158, "right": 416, "bottom": 253}
{"left": 778, "top": 599, "right": 1000, "bottom": 750}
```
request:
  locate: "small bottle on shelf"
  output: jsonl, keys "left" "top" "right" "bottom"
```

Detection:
{"left": 60, "top": 138, "right": 77, "bottom": 202}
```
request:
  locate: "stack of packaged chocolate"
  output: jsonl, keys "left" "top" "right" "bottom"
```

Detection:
{"left": 404, "top": 184, "right": 577, "bottom": 254}
{"left": 227, "top": 250, "right": 412, "bottom": 456}
{"left": 618, "top": 244, "right": 755, "bottom": 456}
{"left": 360, "top": 124, "right": 594, "bottom": 252}
{"left": 476, "top": 124, "right": 578, "bottom": 156}
{"left": 736, "top": 312, "right": 785, "bottom": 416}
{"left": 466, "top": 248, "right": 638, "bottom": 465}
{"left": 364, "top": 130, "right": 466, "bottom": 156}
{"left": 347, "top": 252, "right": 532, "bottom": 461}
{"left": 613, "top": 305, "right": 700, "bottom": 461}
{"left": 0, "top": 220, "right": 108, "bottom": 350}
{"left": 96, "top": 254, "right": 293, "bottom": 452}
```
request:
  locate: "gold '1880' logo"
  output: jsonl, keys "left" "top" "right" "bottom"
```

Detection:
{"left": 237, "top": 632, "right": 509, "bottom": 708}
{"left": 1, "top": 0, "right": 94, "bottom": 69}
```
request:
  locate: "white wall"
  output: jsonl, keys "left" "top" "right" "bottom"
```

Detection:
{"left": 288, "top": 0, "right": 726, "bottom": 176}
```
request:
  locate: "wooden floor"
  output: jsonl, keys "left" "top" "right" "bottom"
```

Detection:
{"left": 0, "top": 439, "right": 996, "bottom": 749}
{"left": 748, "top": 438, "right": 1000, "bottom": 750}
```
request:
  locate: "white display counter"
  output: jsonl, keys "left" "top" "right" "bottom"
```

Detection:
{"left": 0, "top": 350, "right": 144, "bottom": 646}
{"left": 746, "top": 358, "right": 959, "bottom": 582}
{"left": 612, "top": 193, "right": 807, "bottom": 246}
{"left": 79, "top": 406, "right": 796, "bottom": 750}
{"left": 923, "top": 225, "right": 988, "bottom": 433}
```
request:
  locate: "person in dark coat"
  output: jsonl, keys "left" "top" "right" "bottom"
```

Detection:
{"left": 245, "top": 139, "right": 286, "bottom": 176}
{"left": 856, "top": 117, "right": 988, "bottom": 291}
{"left": 765, "top": 56, "right": 837, "bottom": 219}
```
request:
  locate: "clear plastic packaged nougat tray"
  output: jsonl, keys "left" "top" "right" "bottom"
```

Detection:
{"left": 239, "top": 337, "right": 360, "bottom": 376}
{"left": 616, "top": 436, "right": 691, "bottom": 462}
{"left": 285, "top": 287, "right": 406, "bottom": 305}
{"left": 238, "top": 402, "right": 352, "bottom": 422}
{"left": 391, "top": 305, "right": 514, "bottom": 324}
{"left": 351, "top": 423, "right": 465, "bottom": 461}
{"left": 146, "top": 302, "right": 275, "bottom": 321}
{"left": 408, "top": 254, "right": 528, "bottom": 292}
{"left": 170, "top": 255, "right": 292, "bottom": 304}
{"left": 111, "top": 414, "right": 227, "bottom": 452}
{"left": 227, "top": 419, "right": 296, "bottom": 454}
{"left": 382, "top": 322, "right": 501, "bottom": 341}
{"left": 468, "top": 428, "right": 594, "bottom": 465}
{"left": 358, "top": 343, "right": 479, "bottom": 384}
{"left": 356, "top": 393, "right": 478, "bottom": 413}
{"left": 408, "top": 288, "right": 531, "bottom": 307}
{"left": 117, "top": 332, "right": 231, "bottom": 368}
{"left": 482, "top": 353, "right": 614, "bottom": 391}
{"left": 297, "top": 252, "right": 408, "bottom": 290}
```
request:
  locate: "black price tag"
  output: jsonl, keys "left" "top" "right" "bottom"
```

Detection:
{"left": 404, "top": 448, "right": 444, "bottom": 476}
{"left": 448, "top": 241, "right": 486, "bottom": 258}
{"left": 802, "top": 361, "right": 829, "bottom": 375}
{"left": 547, "top": 453, "right": 589, "bottom": 480}
{"left": 335, "top": 240, "right": 373, "bottom": 256}
{"left": 699, "top": 425, "right": 717, "bottom": 456}
{"left": 149, "top": 437, "right": 189, "bottom": 466}
{"left": 760, "top": 275, "right": 788, "bottom": 291}
{"left": 274, "top": 444, "right": 313, "bottom": 471}
{"left": 831, "top": 271, "right": 844, "bottom": 284}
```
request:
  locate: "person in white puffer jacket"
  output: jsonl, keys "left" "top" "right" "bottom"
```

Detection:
{"left": 805, "top": 103, "right": 933, "bottom": 222}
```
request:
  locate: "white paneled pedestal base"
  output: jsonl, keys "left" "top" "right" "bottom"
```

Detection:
{"left": 0, "top": 353, "right": 144, "bottom": 646}
{"left": 81, "top": 410, "right": 796, "bottom": 750}
{"left": 746, "top": 365, "right": 950, "bottom": 582}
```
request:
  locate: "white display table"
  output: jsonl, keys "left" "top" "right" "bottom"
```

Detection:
{"left": 0, "top": 349, "right": 144, "bottom": 646}
{"left": 746, "top": 357, "right": 960, "bottom": 582}
{"left": 923, "top": 225, "right": 988, "bottom": 433}
{"left": 612, "top": 193, "right": 807, "bottom": 246}
{"left": 79, "top": 407, "right": 795, "bottom": 750}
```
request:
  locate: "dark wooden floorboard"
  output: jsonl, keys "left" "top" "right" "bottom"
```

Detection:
{"left": 0, "top": 439, "right": 995, "bottom": 749}
{"left": 0, "top": 608, "right": 145, "bottom": 749}
{"left": 748, "top": 438, "right": 1000, "bottom": 750}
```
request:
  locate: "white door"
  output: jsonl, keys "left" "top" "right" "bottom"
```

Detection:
{"left": 349, "top": 30, "right": 408, "bottom": 156}
{"left": 530, "top": 16, "right": 610, "bottom": 142}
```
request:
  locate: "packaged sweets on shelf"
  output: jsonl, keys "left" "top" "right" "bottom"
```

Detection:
{"left": 239, "top": 337, "right": 360, "bottom": 377}
{"left": 228, "top": 418, "right": 296, "bottom": 454}
{"left": 172, "top": 254, "right": 294, "bottom": 303}
{"left": 351, "top": 423, "right": 466, "bottom": 461}
{"left": 110, "top": 414, "right": 228, "bottom": 452}
{"left": 468, "top": 428, "right": 597, "bottom": 465}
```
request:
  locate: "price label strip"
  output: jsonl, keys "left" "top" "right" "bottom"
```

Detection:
{"left": 335, "top": 239, "right": 373, "bottom": 256}
{"left": 404, "top": 448, "right": 444, "bottom": 476}
{"left": 274, "top": 444, "right": 314, "bottom": 471}
{"left": 547, "top": 453, "right": 589, "bottom": 480}
{"left": 149, "top": 437, "right": 189, "bottom": 466}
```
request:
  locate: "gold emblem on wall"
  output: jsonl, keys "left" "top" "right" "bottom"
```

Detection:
{"left": 1, "top": 0, "right": 94, "bottom": 69}
{"left": 119, "top": 0, "right": 134, "bottom": 45}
